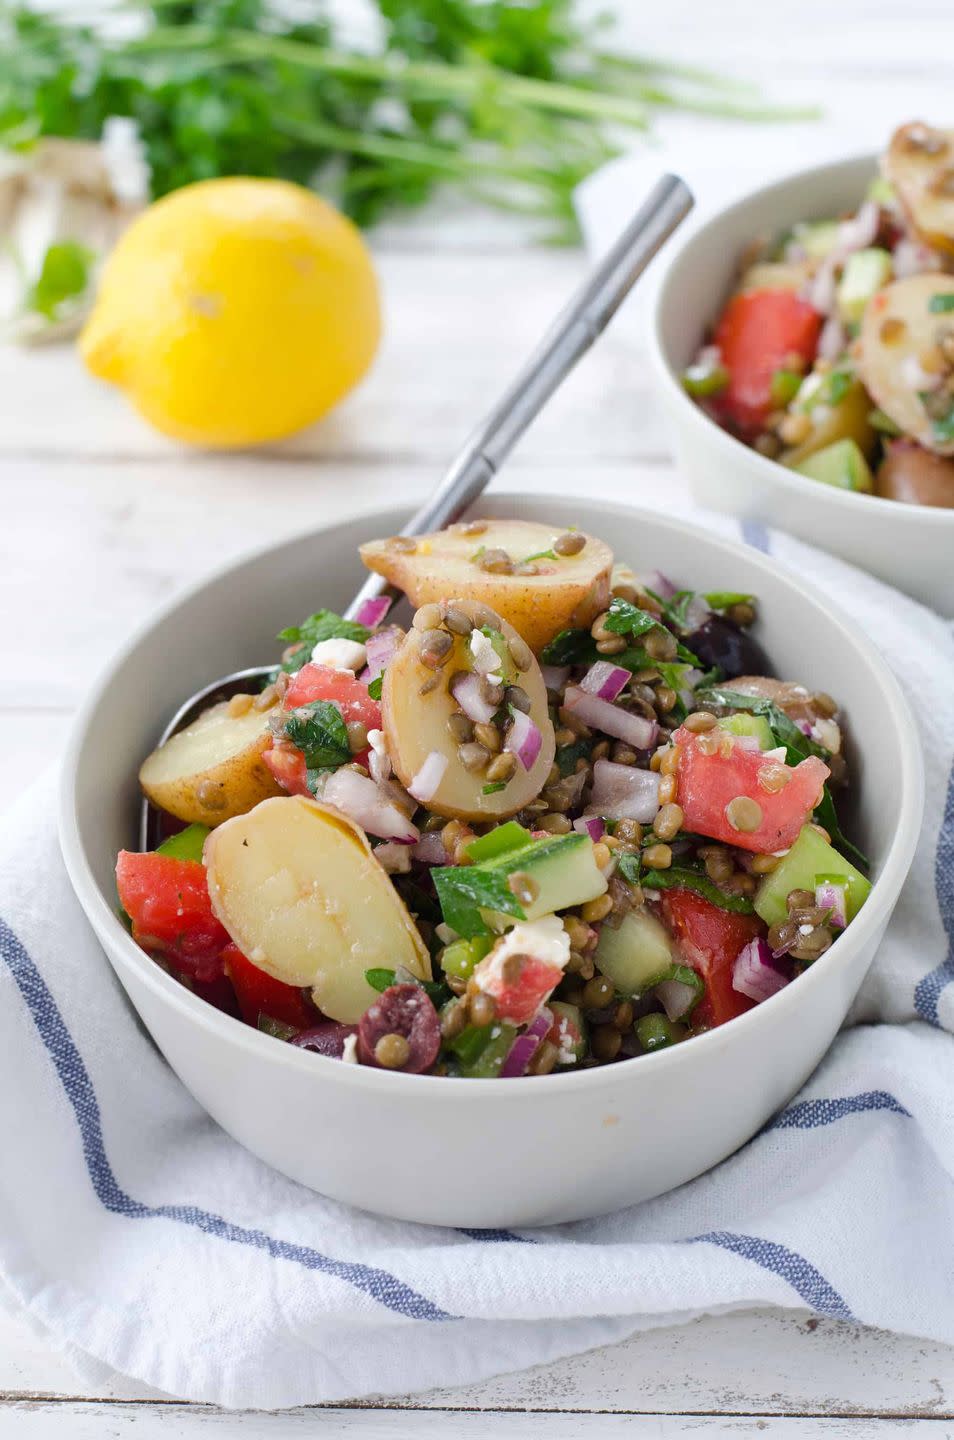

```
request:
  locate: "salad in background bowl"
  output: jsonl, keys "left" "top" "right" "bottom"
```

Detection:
{"left": 651, "top": 131, "right": 954, "bottom": 614}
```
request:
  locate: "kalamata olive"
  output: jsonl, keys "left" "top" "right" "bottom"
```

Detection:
{"left": 291, "top": 1023, "right": 357, "bottom": 1059}
{"left": 357, "top": 983, "right": 441, "bottom": 1073}
{"left": 682, "top": 615, "right": 772, "bottom": 679}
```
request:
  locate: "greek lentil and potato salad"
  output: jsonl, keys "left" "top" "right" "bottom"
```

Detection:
{"left": 117, "top": 518, "right": 871, "bottom": 1079}
{"left": 683, "top": 121, "right": 954, "bottom": 508}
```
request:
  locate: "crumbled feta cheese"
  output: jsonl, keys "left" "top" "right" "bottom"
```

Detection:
{"left": 798, "top": 923, "right": 814, "bottom": 937}
{"left": 555, "top": 1017, "right": 577, "bottom": 1066}
{"left": 810, "top": 717, "right": 841, "bottom": 755}
{"left": 474, "top": 915, "right": 571, "bottom": 992}
{"left": 366, "top": 727, "right": 391, "bottom": 783}
{"left": 310, "top": 637, "right": 367, "bottom": 672}
{"left": 341, "top": 1034, "right": 358, "bottom": 1064}
{"left": 469, "top": 628, "right": 502, "bottom": 684}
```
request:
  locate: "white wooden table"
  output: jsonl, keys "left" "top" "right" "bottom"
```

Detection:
{"left": 3, "top": 2, "right": 954, "bottom": 1431}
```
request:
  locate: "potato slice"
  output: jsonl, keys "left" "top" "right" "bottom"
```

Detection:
{"left": 883, "top": 123, "right": 954, "bottom": 254}
{"left": 382, "top": 600, "right": 555, "bottom": 822}
{"left": 857, "top": 274, "right": 954, "bottom": 455}
{"left": 139, "top": 698, "right": 283, "bottom": 826}
{"left": 205, "top": 795, "right": 430, "bottom": 1024}
{"left": 737, "top": 260, "right": 814, "bottom": 294}
{"left": 359, "top": 519, "right": 612, "bottom": 653}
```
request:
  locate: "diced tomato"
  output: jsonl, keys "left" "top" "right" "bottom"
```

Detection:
{"left": 284, "top": 663, "right": 381, "bottom": 732}
{"left": 262, "top": 741, "right": 311, "bottom": 797}
{"left": 116, "top": 851, "right": 231, "bottom": 983}
{"left": 673, "top": 727, "right": 829, "bottom": 854}
{"left": 659, "top": 889, "right": 764, "bottom": 1030}
{"left": 266, "top": 663, "right": 380, "bottom": 786}
{"left": 714, "top": 289, "right": 823, "bottom": 436}
{"left": 472, "top": 950, "right": 563, "bottom": 1027}
{"left": 223, "top": 943, "right": 317, "bottom": 1029}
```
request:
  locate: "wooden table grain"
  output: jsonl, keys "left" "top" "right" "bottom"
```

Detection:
{"left": 4, "top": 4, "right": 954, "bottom": 1429}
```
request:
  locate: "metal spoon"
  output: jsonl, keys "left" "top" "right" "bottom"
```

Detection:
{"left": 141, "top": 174, "right": 693, "bottom": 848}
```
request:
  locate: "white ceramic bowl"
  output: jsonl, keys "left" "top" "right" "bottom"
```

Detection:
{"left": 649, "top": 153, "right": 954, "bottom": 617}
{"left": 59, "top": 495, "right": 923, "bottom": 1227}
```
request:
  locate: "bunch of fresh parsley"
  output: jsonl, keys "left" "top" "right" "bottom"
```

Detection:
{"left": 0, "top": 0, "right": 813, "bottom": 239}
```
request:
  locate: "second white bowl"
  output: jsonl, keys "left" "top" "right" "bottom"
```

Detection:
{"left": 650, "top": 153, "right": 954, "bottom": 616}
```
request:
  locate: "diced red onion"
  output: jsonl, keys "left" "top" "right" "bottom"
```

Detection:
{"left": 893, "top": 237, "right": 943, "bottom": 279}
{"left": 817, "top": 315, "right": 847, "bottom": 362}
{"left": 564, "top": 687, "right": 658, "bottom": 750}
{"left": 408, "top": 750, "right": 448, "bottom": 804}
{"left": 806, "top": 257, "right": 837, "bottom": 316}
{"left": 586, "top": 759, "right": 661, "bottom": 823}
{"left": 836, "top": 200, "right": 879, "bottom": 256}
{"left": 732, "top": 936, "right": 790, "bottom": 1003}
{"left": 324, "top": 767, "right": 420, "bottom": 843}
{"left": 505, "top": 708, "right": 542, "bottom": 771}
{"left": 363, "top": 625, "right": 403, "bottom": 682}
{"left": 450, "top": 671, "right": 496, "bottom": 724}
{"left": 355, "top": 596, "right": 393, "bottom": 629}
{"left": 500, "top": 1007, "right": 553, "bottom": 1079}
{"left": 655, "top": 976, "right": 699, "bottom": 1023}
{"left": 815, "top": 881, "right": 847, "bottom": 930}
{"left": 573, "top": 815, "right": 605, "bottom": 841}
{"left": 682, "top": 594, "right": 711, "bottom": 631}
{"left": 642, "top": 569, "right": 677, "bottom": 600}
{"left": 411, "top": 832, "right": 449, "bottom": 865}
{"left": 541, "top": 664, "right": 570, "bottom": 691}
{"left": 580, "top": 661, "right": 629, "bottom": 702}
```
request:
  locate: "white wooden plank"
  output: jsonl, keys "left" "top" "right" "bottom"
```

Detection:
{"left": 2, "top": 1405, "right": 953, "bottom": 1439}
{"left": 0, "top": 252, "right": 659, "bottom": 464}
{"left": 2, "top": 1300, "right": 952, "bottom": 1418}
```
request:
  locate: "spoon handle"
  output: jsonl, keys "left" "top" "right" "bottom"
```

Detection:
{"left": 345, "top": 172, "right": 693, "bottom": 619}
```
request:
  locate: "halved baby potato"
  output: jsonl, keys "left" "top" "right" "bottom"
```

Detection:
{"left": 359, "top": 519, "right": 612, "bottom": 653}
{"left": 205, "top": 795, "right": 431, "bottom": 1024}
{"left": 883, "top": 122, "right": 954, "bottom": 254}
{"left": 383, "top": 601, "right": 555, "bottom": 822}
{"left": 858, "top": 274, "right": 954, "bottom": 455}
{"left": 139, "top": 698, "right": 284, "bottom": 826}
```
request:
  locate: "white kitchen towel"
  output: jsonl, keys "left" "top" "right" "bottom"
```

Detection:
{"left": 0, "top": 507, "right": 952, "bottom": 1410}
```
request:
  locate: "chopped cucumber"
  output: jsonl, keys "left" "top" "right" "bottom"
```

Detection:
{"left": 464, "top": 822, "right": 531, "bottom": 865}
{"left": 594, "top": 908, "right": 673, "bottom": 998}
{"left": 866, "top": 177, "right": 896, "bottom": 207}
{"left": 837, "top": 248, "right": 892, "bottom": 326}
{"left": 451, "top": 1022, "right": 517, "bottom": 1078}
{"left": 682, "top": 364, "right": 729, "bottom": 398}
{"left": 635, "top": 1013, "right": 686, "bottom": 1052}
{"left": 156, "top": 824, "right": 210, "bottom": 863}
{"left": 770, "top": 368, "right": 803, "bottom": 407}
{"left": 718, "top": 713, "right": 775, "bottom": 751}
{"left": 794, "top": 220, "right": 841, "bottom": 260}
{"left": 549, "top": 1001, "right": 587, "bottom": 1064}
{"left": 439, "top": 936, "right": 494, "bottom": 982}
{"left": 754, "top": 824, "right": 871, "bottom": 928}
{"left": 435, "top": 831, "right": 606, "bottom": 937}
{"left": 794, "top": 438, "right": 873, "bottom": 493}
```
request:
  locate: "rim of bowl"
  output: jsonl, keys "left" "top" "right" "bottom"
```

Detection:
{"left": 58, "top": 494, "right": 925, "bottom": 1103}
{"left": 648, "top": 150, "right": 954, "bottom": 527}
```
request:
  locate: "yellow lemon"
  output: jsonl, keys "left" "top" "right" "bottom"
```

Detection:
{"left": 80, "top": 177, "right": 380, "bottom": 448}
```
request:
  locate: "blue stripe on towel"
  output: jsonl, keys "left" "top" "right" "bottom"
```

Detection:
{"left": 0, "top": 916, "right": 453, "bottom": 1323}
{"left": 915, "top": 759, "right": 954, "bottom": 1027}
{"left": 741, "top": 520, "right": 770, "bottom": 554}
{"left": 768, "top": 1091, "right": 910, "bottom": 1131}
{"left": 689, "top": 1231, "right": 853, "bottom": 1319}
